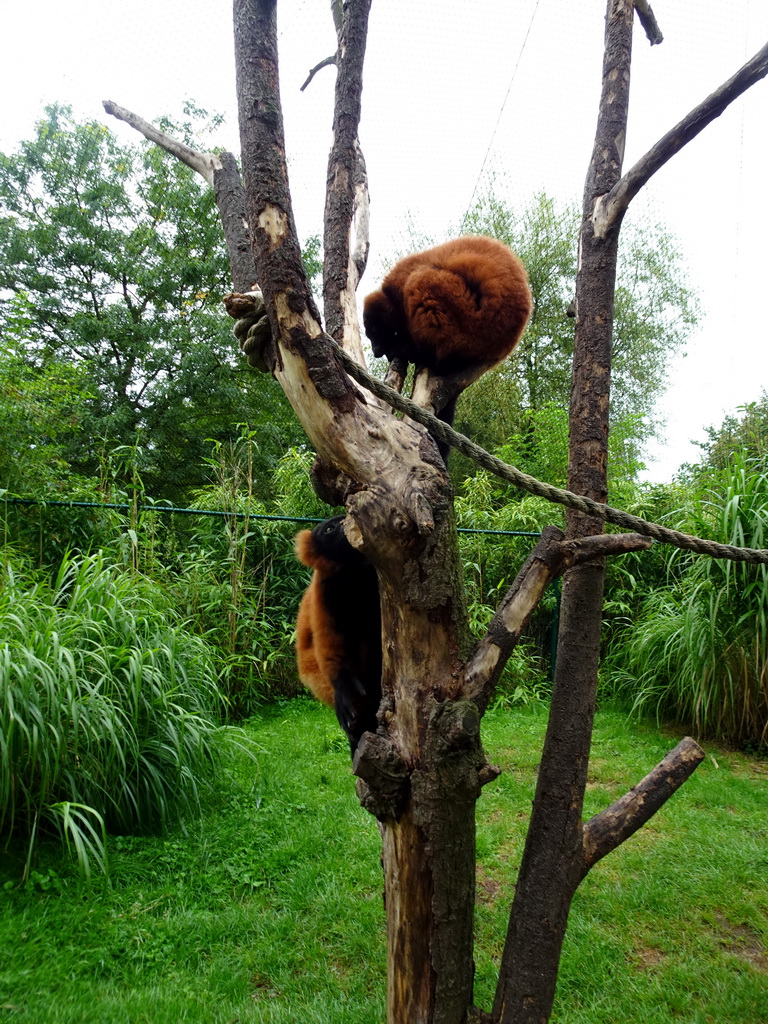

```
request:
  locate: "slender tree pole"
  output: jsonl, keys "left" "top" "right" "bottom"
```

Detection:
{"left": 493, "top": 4, "right": 636, "bottom": 1021}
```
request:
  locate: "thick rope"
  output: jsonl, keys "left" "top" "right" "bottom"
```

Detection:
{"left": 328, "top": 338, "right": 768, "bottom": 566}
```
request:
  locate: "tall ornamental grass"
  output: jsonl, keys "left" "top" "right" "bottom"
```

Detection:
{"left": 608, "top": 457, "right": 768, "bottom": 746}
{"left": 0, "top": 550, "right": 232, "bottom": 873}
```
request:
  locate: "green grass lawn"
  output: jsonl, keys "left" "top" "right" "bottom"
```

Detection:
{"left": 0, "top": 701, "right": 765, "bottom": 1023}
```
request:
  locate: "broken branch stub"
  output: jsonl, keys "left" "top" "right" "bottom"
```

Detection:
{"left": 581, "top": 736, "right": 706, "bottom": 874}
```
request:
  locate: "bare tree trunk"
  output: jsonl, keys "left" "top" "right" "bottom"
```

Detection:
{"left": 493, "top": 4, "right": 635, "bottom": 1021}
{"left": 321, "top": 0, "right": 371, "bottom": 361}
{"left": 230, "top": 8, "right": 479, "bottom": 1015}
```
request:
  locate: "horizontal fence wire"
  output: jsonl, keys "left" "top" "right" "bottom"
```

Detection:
{"left": 0, "top": 497, "right": 539, "bottom": 538}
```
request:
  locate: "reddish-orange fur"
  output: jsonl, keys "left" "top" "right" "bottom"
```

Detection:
{"left": 295, "top": 529, "right": 344, "bottom": 707}
{"left": 363, "top": 235, "right": 533, "bottom": 372}
{"left": 293, "top": 518, "right": 382, "bottom": 753}
{"left": 296, "top": 576, "right": 336, "bottom": 707}
{"left": 295, "top": 529, "right": 340, "bottom": 576}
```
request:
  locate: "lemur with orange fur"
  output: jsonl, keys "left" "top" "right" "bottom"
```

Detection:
{"left": 363, "top": 236, "right": 532, "bottom": 458}
{"left": 295, "top": 241, "right": 529, "bottom": 747}
{"left": 363, "top": 235, "right": 532, "bottom": 372}
{"left": 295, "top": 516, "right": 381, "bottom": 754}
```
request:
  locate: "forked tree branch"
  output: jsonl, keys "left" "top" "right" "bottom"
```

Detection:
{"left": 593, "top": 40, "right": 768, "bottom": 237}
{"left": 463, "top": 529, "right": 652, "bottom": 713}
{"left": 581, "top": 736, "right": 706, "bottom": 873}
{"left": 102, "top": 99, "right": 258, "bottom": 292}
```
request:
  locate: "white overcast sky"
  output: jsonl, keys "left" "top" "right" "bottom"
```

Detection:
{"left": 1, "top": 0, "right": 767, "bottom": 481}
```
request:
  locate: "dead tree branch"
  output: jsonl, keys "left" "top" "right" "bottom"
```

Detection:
{"left": 322, "top": 0, "right": 372, "bottom": 362}
{"left": 463, "top": 529, "right": 652, "bottom": 714}
{"left": 594, "top": 40, "right": 768, "bottom": 236}
{"left": 300, "top": 54, "right": 337, "bottom": 91}
{"left": 634, "top": 1, "right": 663, "bottom": 46}
{"left": 560, "top": 532, "right": 654, "bottom": 563}
{"left": 463, "top": 527, "right": 566, "bottom": 712}
{"left": 581, "top": 737, "right": 706, "bottom": 873}
{"left": 102, "top": 99, "right": 258, "bottom": 293}
{"left": 103, "top": 99, "right": 216, "bottom": 181}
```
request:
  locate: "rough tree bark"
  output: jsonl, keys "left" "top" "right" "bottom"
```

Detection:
{"left": 105, "top": 0, "right": 768, "bottom": 1021}
{"left": 492, "top": 7, "right": 635, "bottom": 1020}
{"left": 492, "top": 5, "right": 767, "bottom": 1023}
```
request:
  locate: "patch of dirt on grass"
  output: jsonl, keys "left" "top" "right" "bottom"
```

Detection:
{"left": 714, "top": 913, "right": 768, "bottom": 971}
{"left": 476, "top": 865, "right": 501, "bottom": 905}
{"left": 585, "top": 779, "right": 623, "bottom": 791}
{"left": 630, "top": 945, "right": 667, "bottom": 970}
{"left": 250, "top": 973, "right": 282, "bottom": 999}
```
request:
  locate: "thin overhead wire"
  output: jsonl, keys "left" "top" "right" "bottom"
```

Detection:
{"left": 461, "top": 0, "right": 541, "bottom": 229}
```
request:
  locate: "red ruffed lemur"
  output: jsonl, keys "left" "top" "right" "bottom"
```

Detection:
{"left": 295, "top": 515, "right": 381, "bottom": 754}
{"left": 363, "top": 235, "right": 533, "bottom": 460}
{"left": 294, "top": 240, "right": 529, "bottom": 747}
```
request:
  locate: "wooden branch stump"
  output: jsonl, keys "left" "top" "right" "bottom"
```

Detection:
{"left": 581, "top": 736, "right": 705, "bottom": 873}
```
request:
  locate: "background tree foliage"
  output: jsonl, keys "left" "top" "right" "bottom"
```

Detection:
{"left": 0, "top": 104, "right": 308, "bottom": 503}
{"left": 3, "top": 103, "right": 764, "bottom": 757}
{"left": 454, "top": 191, "right": 700, "bottom": 478}
{"left": 0, "top": 341, "right": 96, "bottom": 496}
{"left": 687, "top": 390, "right": 768, "bottom": 473}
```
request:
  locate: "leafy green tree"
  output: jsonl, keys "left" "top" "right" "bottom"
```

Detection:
{"left": 456, "top": 191, "right": 700, "bottom": 471}
{"left": 0, "top": 337, "right": 96, "bottom": 496}
{"left": 686, "top": 391, "right": 768, "bottom": 474}
{"left": 0, "top": 104, "right": 304, "bottom": 502}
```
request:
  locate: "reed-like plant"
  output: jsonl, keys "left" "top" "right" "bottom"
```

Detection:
{"left": 0, "top": 549, "right": 232, "bottom": 874}
{"left": 608, "top": 455, "right": 768, "bottom": 746}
